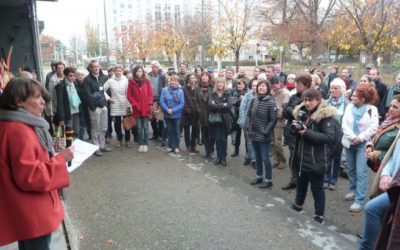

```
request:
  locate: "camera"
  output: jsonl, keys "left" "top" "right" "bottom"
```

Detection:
{"left": 290, "top": 110, "right": 307, "bottom": 133}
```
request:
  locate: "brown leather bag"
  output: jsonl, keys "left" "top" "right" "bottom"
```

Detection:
{"left": 122, "top": 107, "right": 136, "bottom": 130}
{"left": 122, "top": 116, "right": 136, "bottom": 130}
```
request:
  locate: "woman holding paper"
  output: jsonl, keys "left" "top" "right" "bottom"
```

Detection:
{"left": 0, "top": 77, "right": 74, "bottom": 249}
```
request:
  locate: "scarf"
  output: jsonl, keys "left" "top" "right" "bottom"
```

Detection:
{"left": 0, "top": 108, "right": 54, "bottom": 156}
{"left": 328, "top": 95, "right": 346, "bottom": 122}
{"left": 351, "top": 104, "right": 368, "bottom": 135}
{"left": 385, "top": 85, "right": 399, "bottom": 108}
{"left": 381, "top": 114, "right": 400, "bottom": 129}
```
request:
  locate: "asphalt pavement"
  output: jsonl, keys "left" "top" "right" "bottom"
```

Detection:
{"left": 61, "top": 137, "right": 360, "bottom": 250}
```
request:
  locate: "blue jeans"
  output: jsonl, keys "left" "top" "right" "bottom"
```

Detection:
{"left": 360, "top": 192, "right": 389, "bottom": 250}
{"left": 295, "top": 173, "right": 325, "bottom": 216}
{"left": 165, "top": 118, "right": 181, "bottom": 150}
{"left": 213, "top": 125, "right": 228, "bottom": 161}
{"left": 252, "top": 141, "right": 272, "bottom": 181}
{"left": 136, "top": 117, "right": 149, "bottom": 145}
{"left": 244, "top": 129, "right": 255, "bottom": 161}
{"left": 345, "top": 143, "right": 368, "bottom": 204}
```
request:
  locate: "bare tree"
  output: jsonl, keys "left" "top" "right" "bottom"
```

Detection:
{"left": 216, "top": 0, "right": 256, "bottom": 72}
{"left": 261, "top": 0, "right": 337, "bottom": 66}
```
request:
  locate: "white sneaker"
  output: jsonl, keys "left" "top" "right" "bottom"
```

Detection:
{"left": 174, "top": 148, "right": 180, "bottom": 154}
{"left": 345, "top": 192, "right": 355, "bottom": 201}
{"left": 349, "top": 202, "right": 363, "bottom": 213}
{"left": 165, "top": 147, "right": 172, "bottom": 152}
{"left": 142, "top": 145, "right": 148, "bottom": 152}
{"left": 138, "top": 145, "right": 143, "bottom": 152}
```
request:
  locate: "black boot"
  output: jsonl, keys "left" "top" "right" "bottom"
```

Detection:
{"left": 231, "top": 146, "right": 239, "bottom": 157}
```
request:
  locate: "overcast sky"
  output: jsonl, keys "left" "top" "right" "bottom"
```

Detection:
{"left": 37, "top": 0, "right": 104, "bottom": 45}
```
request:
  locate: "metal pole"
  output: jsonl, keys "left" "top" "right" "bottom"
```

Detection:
{"left": 103, "top": 0, "right": 110, "bottom": 65}
{"left": 200, "top": 0, "right": 205, "bottom": 66}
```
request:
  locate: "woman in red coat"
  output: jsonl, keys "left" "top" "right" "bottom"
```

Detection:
{"left": 0, "top": 77, "right": 74, "bottom": 249}
{"left": 127, "top": 65, "right": 153, "bottom": 153}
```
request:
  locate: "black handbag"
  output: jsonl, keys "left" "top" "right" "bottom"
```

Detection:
{"left": 208, "top": 112, "right": 223, "bottom": 124}
{"left": 90, "top": 90, "right": 106, "bottom": 107}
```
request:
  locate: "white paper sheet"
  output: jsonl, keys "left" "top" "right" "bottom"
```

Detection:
{"left": 67, "top": 139, "right": 99, "bottom": 173}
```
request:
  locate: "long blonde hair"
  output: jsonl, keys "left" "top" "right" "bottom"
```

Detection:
{"left": 213, "top": 77, "right": 227, "bottom": 92}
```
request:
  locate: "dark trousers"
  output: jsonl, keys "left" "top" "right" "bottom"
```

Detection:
{"left": 184, "top": 125, "right": 198, "bottom": 149}
{"left": 288, "top": 144, "right": 297, "bottom": 183}
{"left": 79, "top": 105, "right": 91, "bottom": 140}
{"left": 150, "top": 118, "right": 160, "bottom": 138}
{"left": 105, "top": 104, "right": 113, "bottom": 139}
{"left": 18, "top": 233, "right": 52, "bottom": 250}
{"left": 202, "top": 126, "right": 215, "bottom": 155}
{"left": 232, "top": 123, "right": 242, "bottom": 147}
{"left": 295, "top": 173, "right": 325, "bottom": 216}
{"left": 213, "top": 125, "right": 228, "bottom": 161}
{"left": 325, "top": 146, "right": 343, "bottom": 185}
{"left": 113, "top": 116, "right": 131, "bottom": 142}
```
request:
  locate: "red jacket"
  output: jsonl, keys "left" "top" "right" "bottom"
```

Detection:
{"left": 0, "top": 121, "right": 70, "bottom": 246}
{"left": 127, "top": 79, "right": 154, "bottom": 118}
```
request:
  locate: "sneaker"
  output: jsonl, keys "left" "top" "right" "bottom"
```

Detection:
{"left": 142, "top": 145, "right": 149, "bottom": 152}
{"left": 313, "top": 215, "right": 324, "bottom": 224}
{"left": 323, "top": 182, "right": 329, "bottom": 189}
{"left": 115, "top": 141, "right": 122, "bottom": 147}
{"left": 138, "top": 145, "right": 143, "bottom": 152}
{"left": 94, "top": 150, "right": 103, "bottom": 156}
{"left": 174, "top": 148, "right": 180, "bottom": 154}
{"left": 349, "top": 202, "right": 363, "bottom": 213}
{"left": 250, "top": 178, "right": 263, "bottom": 185}
{"left": 243, "top": 158, "right": 251, "bottom": 166}
{"left": 165, "top": 147, "right": 172, "bottom": 152}
{"left": 329, "top": 184, "right": 336, "bottom": 191}
{"left": 259, "top": 181, "right": 273, "bottom": 189}
{"left": 290, "top": 203, "right": 303, "bottom": 212}
{"left": 100, "top": 147, "right": 112, "bottom": 152}
{"left": 345, "top": 192, "right": 355, "bottom": 201}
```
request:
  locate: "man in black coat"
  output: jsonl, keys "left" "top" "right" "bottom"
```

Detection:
{"left": 81, "top": 60, "right": 110, "bottom": 156}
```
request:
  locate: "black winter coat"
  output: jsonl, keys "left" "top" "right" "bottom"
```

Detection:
{"left": 247, "top": 94, "right": 277, "bottom": 142}
{"left": 81, "top": 73, "right": 108, "bottom": 111}
{"left": 53, "top": 79, "right": 71, "bottom": 124}
{"left": 283, "top": 92, "right": 303, "bottom": 146}
{"left": 209, "top": 91, "right": 233, "bottom": 132}
{"left": 291, "top": 101, "right": 337, "bottom": 176}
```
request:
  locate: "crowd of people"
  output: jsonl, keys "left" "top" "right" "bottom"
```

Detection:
{"left": 1, "top": 59, "right": 400, "bottom": 249}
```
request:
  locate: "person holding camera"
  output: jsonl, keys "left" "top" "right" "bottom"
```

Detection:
{"left": 282, "top": 73, "right": 312, "bottom": 190}
{"left": 290, "top": 88, "right": 337, "bottom": 224}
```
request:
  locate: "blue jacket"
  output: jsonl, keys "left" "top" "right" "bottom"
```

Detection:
{"left": 160, "top": 86, "right": 185, "bottom": 119}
